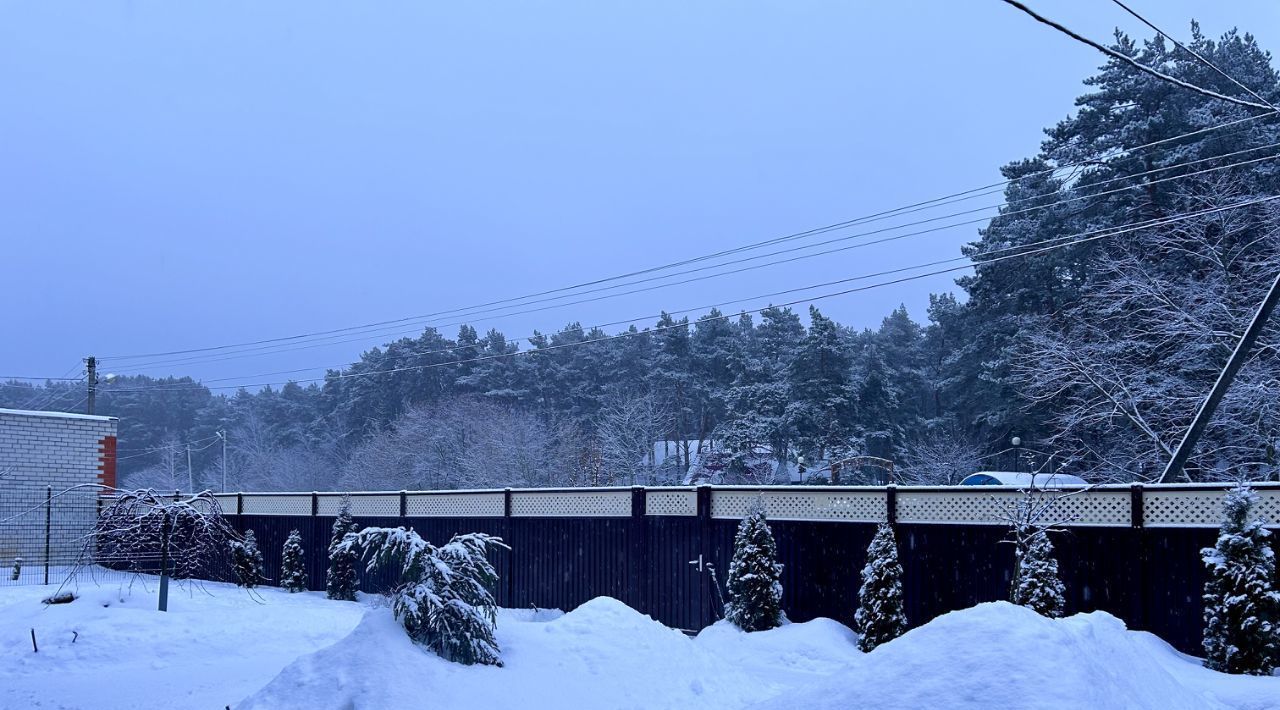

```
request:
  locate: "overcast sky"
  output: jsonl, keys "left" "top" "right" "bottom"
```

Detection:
{"left": 3, "top": 1, "right": 1278, "bottom": 389}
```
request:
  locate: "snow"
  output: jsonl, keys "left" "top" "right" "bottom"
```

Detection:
{"left": 0, "top": 579, "right": 364, "bottom": 709}
{"left": 0, "top": 407, "right": 117, "bottom": 422}
{"left": 754, "top": 602, "right": 1280, "bottom": 710}
{"left": 1, "top": 578, "right": 1276, "bottom": 710}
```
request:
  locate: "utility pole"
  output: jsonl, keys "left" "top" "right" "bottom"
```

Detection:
{"left": 217, "top": 430, "right": 227, "bottom": 492}
{"left": 85, "top": 356, "right": 97, "bottom": 415}
{"left": 186, "top": 445, "right": 193, "bottom": 494}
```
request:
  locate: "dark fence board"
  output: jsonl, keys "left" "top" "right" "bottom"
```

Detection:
{"left": 217, "top": 507, "right": 1279, "bottom": 656}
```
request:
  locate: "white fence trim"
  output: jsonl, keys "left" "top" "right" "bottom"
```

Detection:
{"left": 215, "top": 483, "right": 1280, "bottom": 527}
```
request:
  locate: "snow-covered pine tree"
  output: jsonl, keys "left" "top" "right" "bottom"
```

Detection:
{"left": 724, "top": 498, "right": 784, "bottom": 631}
{"left": 326, "top": 494, "right": 360, "bottom": 601}
{"left": 334, "top": 527, "right": 508, "bottom": 665}
{"left": 230, "top": 529, "right": 265, "bottom": 588}
{"left": 281, "top": 529, "right": 307, "bottom": 593}
{"left": 854, "top": 523, "right": 908, "bottom": 651}
{"left": 1011, "top": 528, "right": 1065, "bottom": 618}
{"left": 1201, "top": 483, "right": 1280, "bottom": 675}
{"left": 10, "top": 557, "right": 20, "bottom": 582}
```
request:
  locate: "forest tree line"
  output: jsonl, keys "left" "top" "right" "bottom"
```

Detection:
{"left": 6, "top": 25, "right": 1280, "bottom": 490}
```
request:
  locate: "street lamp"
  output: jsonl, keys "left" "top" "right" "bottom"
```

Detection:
{"left": 1010, "top": 436, "right": 1022, "bottom": 473}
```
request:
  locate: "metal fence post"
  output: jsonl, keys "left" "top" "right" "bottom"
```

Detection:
{"left": 1130, "top": 483, "right": 1146, "bottom": 630}
{"left": 696, "top": 485, "right": 713, "bottom": 629}
{"left": 43, "top": 486, "right": 51, "bottom": 585}
{"left": 629, "top": 486, "right": 648, "bottom": 614}
{"left": 157, "top": 512, "right": 171, "bottom": 612}
{"left": 503, "top": 488, "right": 514, "bottom": 606}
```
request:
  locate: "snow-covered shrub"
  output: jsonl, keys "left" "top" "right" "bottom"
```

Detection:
{"left": 10, "top": 557, "right": 20, "bottom": 582}
{"left": 281, "top": 529, "right": 307, "bottom": 593}
{"left": 231, "top": 529, "right": 265, "bottom": 588}
{"left": 1201, "top": 483, "right": 1280, "bottom": 675}
{"left": 1011, "top": 529, "right": 1065, "bottom": 618}
{"left": 855, "top": 523, "right": 908, "bottom": 651}
{"left": 334, "top": 526, "right": 508, "bottom": 666}
{"left": 92, "top": 489, "right": 237, "bottom": 584}
{"left": 326, "top": 494, "right": 360, "bottom": 601}
{"left": 724, "top": 499, "right": 783, "bottom": 632}
{"left": 996, "top": 483, "right": 1071, "bottom": 618}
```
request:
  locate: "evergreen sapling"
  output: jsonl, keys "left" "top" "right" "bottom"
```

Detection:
{"left": 281, "top": 529, "right": 308, "bottom": 593}
{"left": 1201, "top": 483, "right": 1280, "bottom": 675}
{"left": 724, "top": 499, "right": 784, "bottom": 632}
{"left": 333, "top": 526, "right": 508, "bottom": 665}
{"left": 1011, "top": 529, "right": 1066, "bottom": 618}
{"left": 855, "top": 523, "right": 908, "bottom": 651}
{"left": 326, "top": 495, "right": 360, "bottom": 601}
{"left": 230, "top": 529, "right": 265, "bottom": 588}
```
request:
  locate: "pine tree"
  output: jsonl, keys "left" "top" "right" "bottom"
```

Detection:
{"left": 1201, "top": 484, "right": 1280, "bottom": 675}
{"left": 1011, "top": 529, "right": 1065, "bottom": 618}
{"left": 855, "top": 523, "right": 908, "bottom": 651}
{"left": 333, "top": 527, "right": 508, "bottom": 665}
{"left": 724, "top": 500, "right": 784, "bottom": 632}
{"left": 326, "top": 495, "right": 360, "bottom": 601}
{"left": 230, "top": 529, "right": 265, "bottom": 588}
{"left": 281, "top": 529, "right": 308, "bottom": 593}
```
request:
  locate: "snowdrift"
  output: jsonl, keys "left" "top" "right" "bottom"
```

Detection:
{"left": 237, "top": 596, "right": 808, "bottom": 709}
{"left": 242, "top": 598, "right": 1279, "bottom": 710}
{"left": 753, "top": 601, "right": 1280, "bottom": 710}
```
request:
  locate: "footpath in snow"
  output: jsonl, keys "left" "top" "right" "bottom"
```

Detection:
{"left": 0, "top": 577, "right": 1276, "bottom": 709}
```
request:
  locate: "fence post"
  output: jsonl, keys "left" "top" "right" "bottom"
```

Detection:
{"left": 503, "top": 488, "right": 514, "bottom": 607}
{"left": 886, "top": 483, "right": 898, "bottom": 526}
{"left": 1130, "top": 483, "right": 1146, "bottom": 630}
{"left": 399, "top": 491, "right": 408, "bottom": 520}
{"left": 158, "top": 511, "right": 171, "bottom": 612}
{"left": 629, "top": 486, "right": 648, "bottom": 614}
{"left": 696, "top": 485, "right": 713, "bottom": 629}
{"left": 311, "top": 492, "right": 319, "bottom": 517}
{"left": 236, "top": 492, "right": 244, "bottom": 516}
{"left": 43, "top": 486, "right": 51, "bottom": 585}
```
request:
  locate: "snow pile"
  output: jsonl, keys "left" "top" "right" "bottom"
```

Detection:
{"left": 753, "top": 602, "right": 1280, "bottom": 710}
{"left": 239, "top": 597, "right": 776, "bottom": 709}
{"left": 0, "top": 580, "right": 364, "bottom": 710}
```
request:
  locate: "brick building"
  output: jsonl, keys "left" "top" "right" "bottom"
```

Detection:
{"left": 0, "top": 408, "right": 118, "bottom": 580}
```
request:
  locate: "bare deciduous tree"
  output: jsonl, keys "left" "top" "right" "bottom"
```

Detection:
{"left": 1014, "top": 180, "right": 1280, "bottom": 482}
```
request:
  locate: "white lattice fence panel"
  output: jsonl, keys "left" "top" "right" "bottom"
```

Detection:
{"left": 212, "top": 494, "right": 239, "bottom": 514}
{"left": 646, "top": 489, "right": 696, "bottom": 517}
{"left": 711, "top": 489, "right": 886, "bottom": 522}
{"left": 510, "top": 490, "right": 631, "bottom": 517}
{"left": 348, "top": 495, "right": 400, "bottom": 517}
{"left": 240, "top": 494, "right": 311, "bottom": 516}
{"left": 407, "top": 492, "right": 505, "bottom": 517}
{"left": 895, "top": 489, "right": 1130, "bottom": 527}
{"left": 1145, "top": 487, "right": 1280, "bottom": 528}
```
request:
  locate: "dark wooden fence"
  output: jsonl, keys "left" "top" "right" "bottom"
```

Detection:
{"left": 212, "top": 484, "right": 1280, "bottom": 655}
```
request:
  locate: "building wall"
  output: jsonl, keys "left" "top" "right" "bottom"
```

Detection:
{"left": 0, "top": 409, "right": 118, "bottom": 575}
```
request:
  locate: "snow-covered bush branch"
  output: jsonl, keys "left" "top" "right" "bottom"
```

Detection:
{"left": 333, "top": 526, "right": 509, "bottom": 666}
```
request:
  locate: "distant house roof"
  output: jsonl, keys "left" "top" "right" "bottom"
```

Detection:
{"left": 0, "top": 408, "right": 117, "bottom": 423}
{"left": 959, "top": 471, "right": 1087, "bottom": 487}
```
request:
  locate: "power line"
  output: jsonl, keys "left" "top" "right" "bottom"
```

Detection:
{"left": 999, "top": 0, "right": 1274, "bottom": 112}
{"left": 1106, "top": 0, "right": 1278, "bottom": 111}
{"left": 99, "top": 111, "right": 1276, "bottom": 365}
{"left": 103, "top": 144, "right": 1280, "bottom": 375}
{"left": 96, "top": 195, "right": 1280, "bottom": 395}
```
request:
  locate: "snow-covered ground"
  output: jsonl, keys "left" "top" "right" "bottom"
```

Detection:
{"left": 0, "top": 577, "right": 1275, "bottom": 710}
